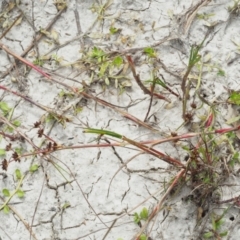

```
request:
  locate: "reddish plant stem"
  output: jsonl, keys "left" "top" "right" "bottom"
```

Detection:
{"left": 126, "top": 55, "right": 171, "bottom": 102}
{"left": 135, "top": 168, "right": 186, "bottom": 240}
{"left": 0, "top": 84, "right": 52, "bottom": 112}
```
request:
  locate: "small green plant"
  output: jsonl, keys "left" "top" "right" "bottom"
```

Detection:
{"left": 228, "top": 91, "right": 240, "bottom": 105}
{"left": 203, "top": 211, "right": 228, "bottom": 239}
{"left": 33, "top": 58, "right": 45, "bottom": 67}
{"left": 144, "top": 47, "right": 157, "bottom": 58}
{"left": 134, "top": 207, "right": 149, "bottom": 225}
{"left": 109, "top": 26, "right": 120, "bottom": 35}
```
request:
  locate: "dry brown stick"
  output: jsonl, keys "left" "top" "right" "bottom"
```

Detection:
{"left": 74, "top": 9, "right": 84, "bottom": 49}
{"left": 0, "top": 196, "right": 38, "bottom": 240}
{"left": 0, "top": 5, "right": 67, "bottom": 79}
{"left": 134, "top": 168, "right": 186, "bottom": 240}
{"left": 179, "top": 0, "right": 212, "bottom": 34}
{"left": 30, "top": 176, "right": 45, "bottom": 240}
{"left": 102, "top": 219, "right": 117, "bottom": 240}
{"left": 144, "top": 78, "right": 156, "bottom": 122}
{"left": 0, "top": 13, "right": 23, "bottom": 40}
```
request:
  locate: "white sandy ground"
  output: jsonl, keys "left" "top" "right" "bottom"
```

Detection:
{"left": 0, "top": 0, "right": 240, "bottom": 239}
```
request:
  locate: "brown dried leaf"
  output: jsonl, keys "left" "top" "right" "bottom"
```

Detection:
{"left": 2, "top": 159, "right": 8, "bottom": 171}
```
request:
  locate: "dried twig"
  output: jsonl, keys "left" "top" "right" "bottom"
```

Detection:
{"left": 0, "top": 5, "right": 67, "bottom": 78}
{"left": 179, "top": 0, "right": 212, "bottom": 34}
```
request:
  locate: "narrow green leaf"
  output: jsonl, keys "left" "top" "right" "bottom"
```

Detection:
{"left": 2, "top": 188, "right": 10, "bottom": 197}
{"left": 84, "top": 128, "right": 122, "bottom": 139}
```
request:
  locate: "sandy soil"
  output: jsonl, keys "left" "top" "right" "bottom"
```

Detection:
{"left": 1, "top": 0, "right": 240, "bottom": 239}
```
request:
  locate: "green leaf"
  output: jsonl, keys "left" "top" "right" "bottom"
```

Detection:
{"left": 13, "top": 120, "right": 21, "bottom": 127}
{"left": 90, "top": 46, "right": 105, "bottom": 59}
{"left": 15, "top": 169, "right": 22, "bottom": 180}
{"left": 33, "top": 58, "right": 44, "bottom": 67}
{"left": 99, "top": 62, "right": 109, "bottom": 77}
{"left": 144, "top": 47, "right": 156, "bottom": 58}
{"left": 0, "top": 149, "right": 6, "bottom": 156}
{"left": 109, "top": 26, "right": 120, "bottom": 34}
{"left": 2, "top": 188, "right": 10, "bottom": 197}
{"left": 0, "top": 102, "right": 12, "bottom": 116}
{"left": 140, "top": 234, "right": 147, "bottom": 240}
{"left": 133, "top": 212, "right": 140, "bottom": 224}
{"left": 62, "top": 202, "right": 71, "bottom": 209}
{"left": 215, "top": 219, "right": 224, "bottom": 230}
{"left": 217, "top": 69, "right": 225, "bottom": 76}
{"left": 105, "top": 77, "right": 110, "bottom": 85}
{"left": 16, "top": 189, "right": 25, "bottom": 198}
{"left": 112, "top": 56, "right": 123, "bottom": 67}
{"left": 140, "top": 207, "right": 148, "bottom": 220}
{"left": 211, "top": 215, "right": 217, "bottom": 231}
{"left": 84, "top": 128, "right": 122, "bottom": 139}
{"left": 203, "top": 232, "right": 213, "bottom": 238}
{"left": 30, "top": 164, "right": 39, "bottom": 172}
{"left": 3, "top": 205, "right": 10, "bottom": 214}
{"left": 229, "top": 91, "right": 240, "bottom": 105}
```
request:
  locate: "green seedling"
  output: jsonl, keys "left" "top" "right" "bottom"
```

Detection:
{"left": 144, "top": 47, "right": 157, "bottom": 58}
{"left": 86, "top": 46, "right": 128, "bottom": 89}
{"left": 51, "top": 53, "right": 64, "bottom": 65}
{"left": 228, "top": 91, "right": 240, "bottom": 105}
{"left": 182, "top": 39, "right": 205, "bottom": 119}
{"left": 33, "top": 58, "right": 45, "bottom": 67}
{"left": 134, "top": 207, "right": 149, "bottom": 224}
{"left": 90, "top": 0, "right": 113, "bottom": 21}
{"left": 109, "top": 26, "right": 120, "bottom": 35}
{"left": 89, "top": 46, "right": 106, "bottom": 63}
{"left": 203, "top": 211, "right": 229, "bottom": 239}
